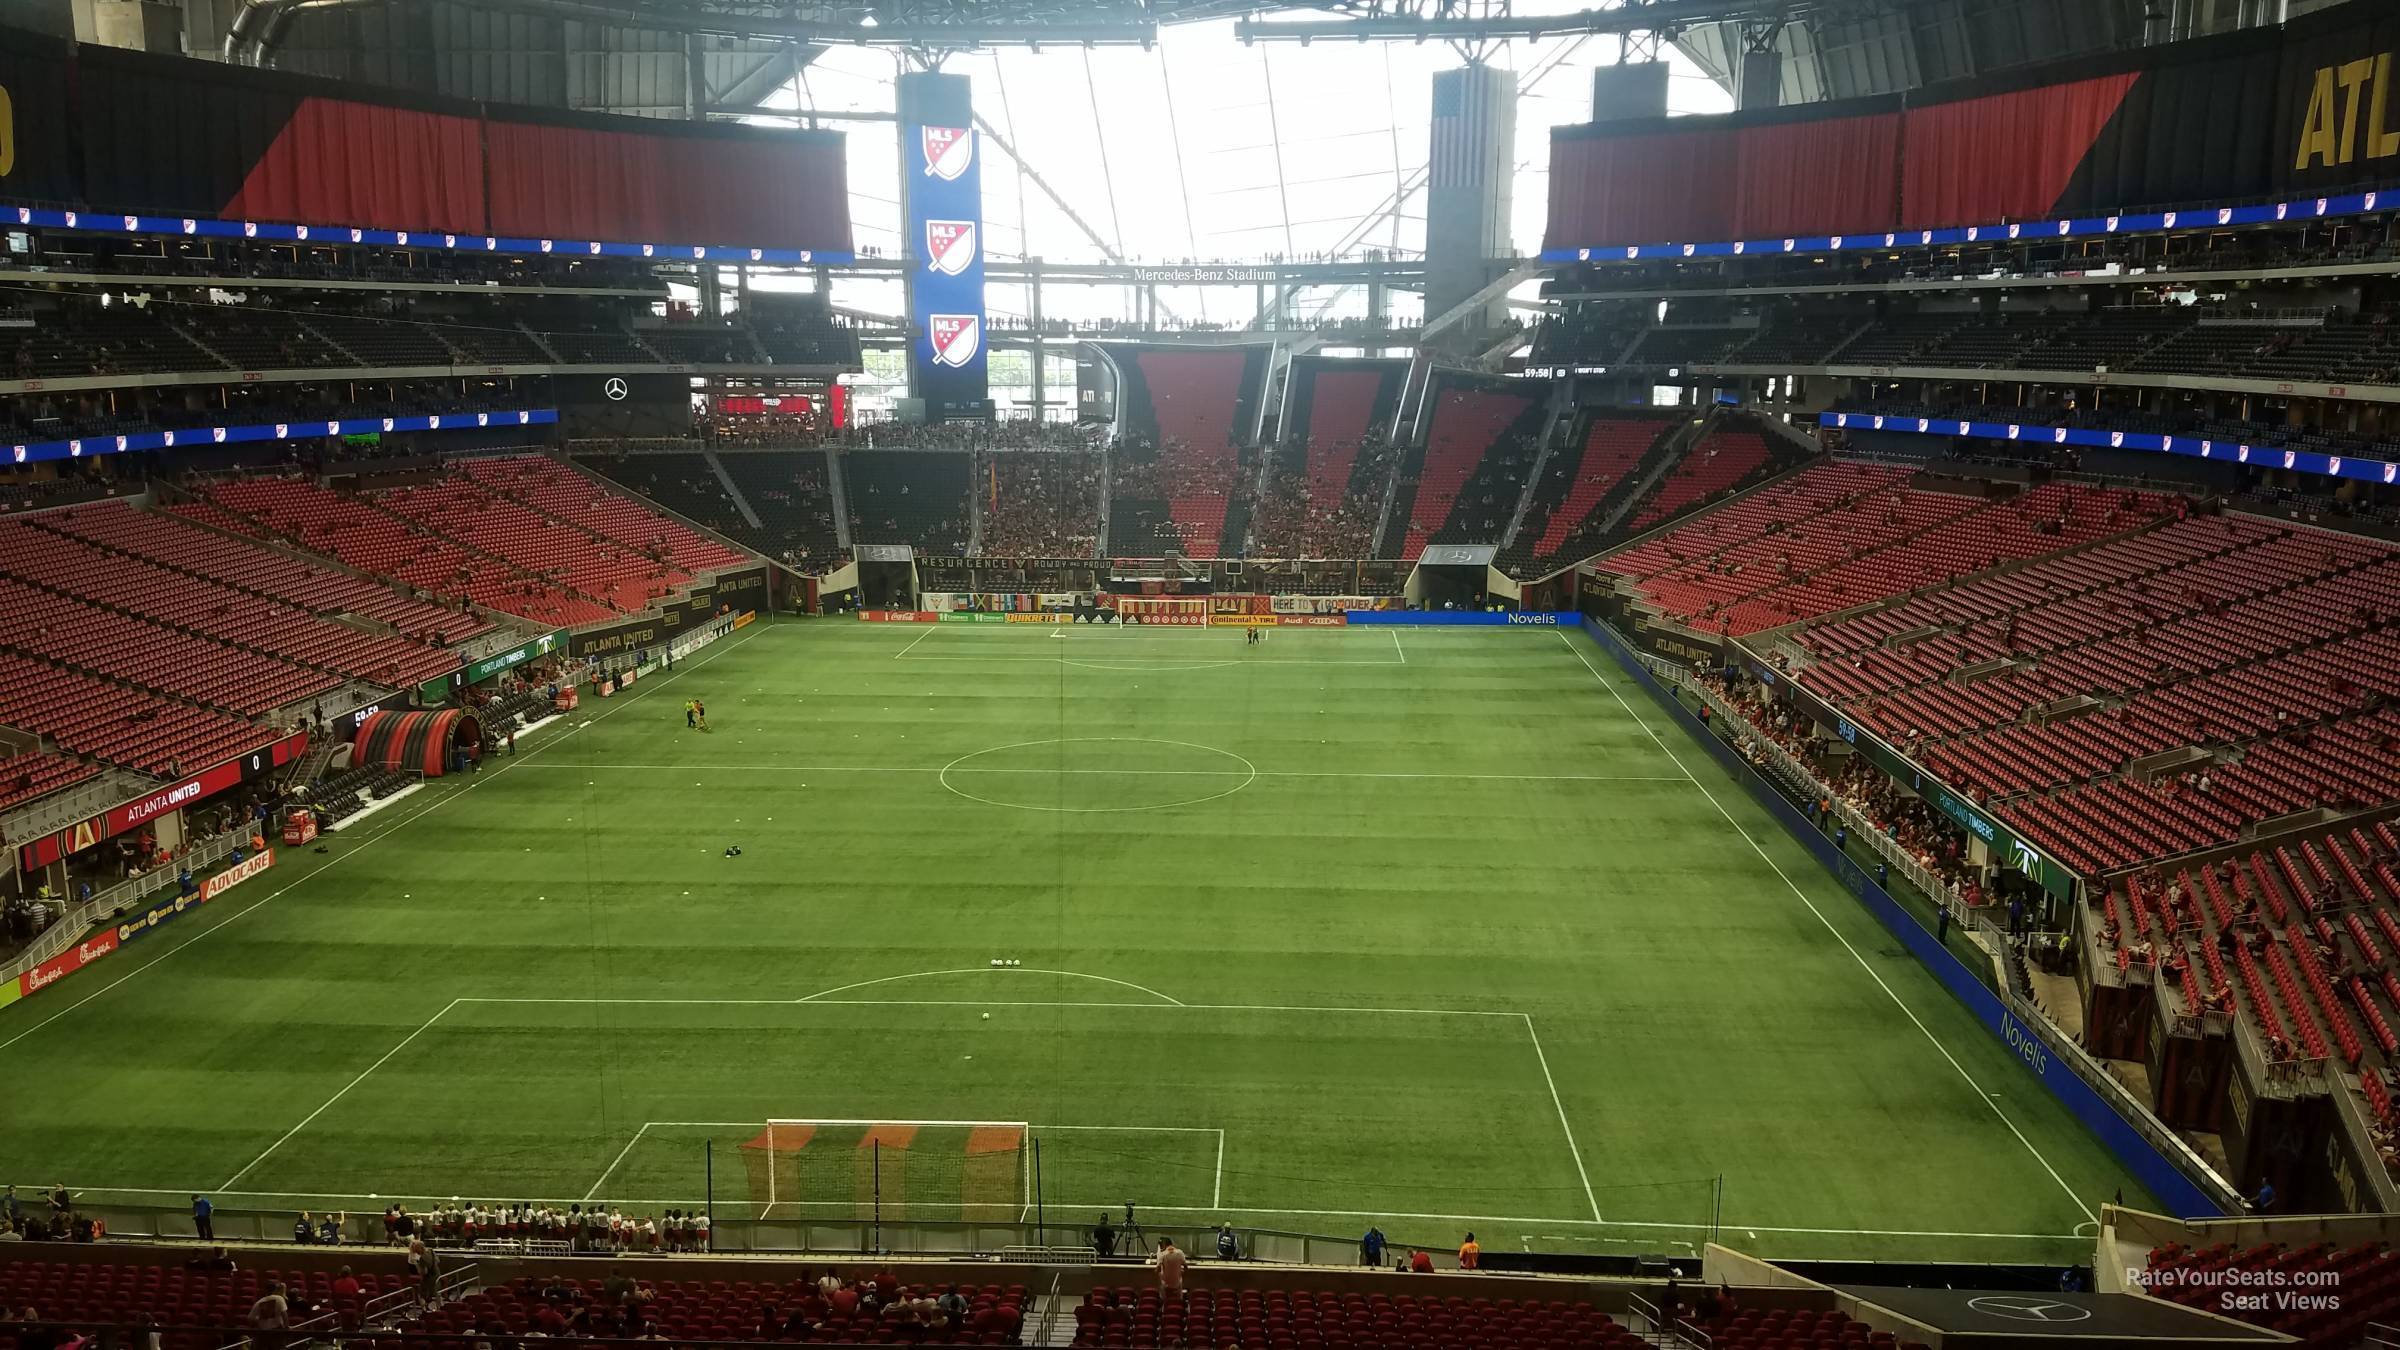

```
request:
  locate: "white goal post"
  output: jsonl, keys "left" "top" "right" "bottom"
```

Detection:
{"left": 745, "top": 1119, "right": 1029, "bottom": 1219}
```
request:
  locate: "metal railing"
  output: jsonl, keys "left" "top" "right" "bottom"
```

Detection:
{"left": 47, "top": 1200, "right": 1416, "bottom": 1268}
{"left": 1627, "top": 643, "right": 2242, "bottom": 1214}
{"left": 2, "top": 829, "right": 250, "bottom": 983}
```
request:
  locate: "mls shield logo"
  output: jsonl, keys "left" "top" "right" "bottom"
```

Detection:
{"left": 2384, "top": 462, "right": 2397, "bottom": 484}
{"left": 1914, "top": 418, "right": 1929, "bottom": 433}
{"left": 62, "top": 211, "right": 75, "bottom": 228}
{"left": 1918, "top": 230, "right": 1932, "bottom": 245}
{"left": 1681, "top": 244, "right": 1695, "bottom": 257}
{"left": 2238, "top": 445, "right": 2251, "bottom": 463}
{"left": 2008, "top": 223, "right": 2021, "bottom": 239}
{"left": 244, "top": 221, "right": 258, "bottom": 238}
{"left": 2163, "top": 212, "right": 2178, "bottom": 228}
{"left": 182, "top": 219, "right": 196, "bottom": 234}
{"left": 2163, "top": 436, "right": 2174, "bottom": 452}
{"left": 212, "top": 427, "right": 227, "bottom": 444}
{"left": 2200, "top": 441, "right": 2215, "bottom": 458}
{"left": 588, "top": 242, "right": 601, "bottom": 255}
{"left": 1883, "top": 233, "right": 1897, "bottom": 248}
{"left": 1831, "top": 236, "right": 1843, "bottom": 249}
{"left": 274, "top": 423, "right": 288, "bottom": 439}
{"left": 122, "top": 216, "right": 137, "bottom": 232}
{"left": 1733, "top": 241, "right": 1746, "bottom": 255}
{"left": 926, "top": 220, "right": 978, "bottom": 276}
{"left": 692, "top": 246, "right": 705, "bottom": 259}
{"left": 296, "top": 225, "right": 309, "bottom": 240}
{"left": 351, "top": 228, "right": 364, "bottom": 243}
{"left": 1870, "top": 416, "right": 1885, "bottom": 430}
{"left": 1782, "top": 238, "right": 1795, "bottom": 252}
{"left": 1625, "top": 246, "right": 1638, "bottom": 259}
{"left": 2316, "top": 198, "right": 2328, "bottom": 215}
{"left": 2276, "top": 202, "right": 2290, "bottom": 220}
{"left": 2057, "top": 220, "right": 2070, "bottom": 236}
{"left": 446, "top": 235, "right": 457, "bottom": 248}
{"left": 2110, "top": 432, "right": 2124, "bottom": 448}
{"left": 1967, "top": 227, "right": 1981, "bottom": 241}
{"left": 922, "top": 126, "right": 975, "bottom": 180}
{"left": 382, "top": 419, "right": 395, "bottom": 433}
{"left": 477, "top": 413, "right": 490, "bottom": 427}
{"left": 161, "top": 432, "right": 175, "bottom": 446}
{"left": 929, "top": 314, "right": 982, "bottom": 368}
{"left": 68, "top": 441, "right": 80, "bottom": 457}
{"left": 485, "top": 238, "right": 497, "bottom": 250}
{"left": 2008, "top": 425, "right": 2021, "bottom": 440}
{"left": 14, "top": 208, "right": 27, "bottom": 225}
{"left": 540, "top": 239, "right": 554, "bottom": 253}
{"left": 1955, "top": 421, "right": 1969, "bottom": 434}
{"left": 396, "top": 232, "right": 409, "bottom": 245}
{"left": 114, "top": 436, "right": 126, "bottom": 452}
{"left": 2052, "top": 427, "right": 2068, "bottom": 444}
{"left": 750, "top": 248, "right": 763, "bottom": 262}
{"left": 2218, "top": 208, "right": 2232, "bottom": 225}
{"left": 642, "top": 245, "right": 655, "bottom": 258}
{"left": 518, "top": 412, "right": 531, "bottom": 425}
{"left": 2284, "top": 450, "right": 2297, "bottom": 469}
{"left": 2106, "top": 215, "right": 2120, "bottom": 231}
{"left": 325, "top": 421, "right": 338, "bottom": 435}
{"left": 2329, "top": 456, "right": 2342, "bottom": 475}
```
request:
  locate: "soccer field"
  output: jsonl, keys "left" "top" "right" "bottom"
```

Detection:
{"left": 0, "top": 618, "right": 2146, "bottom": 1264}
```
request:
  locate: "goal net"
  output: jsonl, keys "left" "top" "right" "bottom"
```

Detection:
{"left": 741, "top": 1120, "right": 1026, "bottom": 1221}
{"left": 1113, "top": 596, "right": 1208, "bottom": 625}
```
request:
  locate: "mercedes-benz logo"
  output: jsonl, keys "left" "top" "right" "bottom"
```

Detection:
{"left": 603, "top": 377, "right": 629, "bottom": 402}
{"left": 1965, "top": 1296, "right": 2090, "bottom": 1324}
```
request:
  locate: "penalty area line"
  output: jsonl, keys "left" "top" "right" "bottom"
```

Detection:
{"left": 1553, "top": 629, "right": 2098, "bottom": 1226}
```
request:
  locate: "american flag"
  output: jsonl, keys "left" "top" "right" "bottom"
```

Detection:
{"left": 1430, "top": 69, "right": 1489, "bottom": 190}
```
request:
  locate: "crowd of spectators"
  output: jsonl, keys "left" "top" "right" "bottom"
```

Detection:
{"left": 975, "top": 449, "right": 1104, "bottom": 557}
{"left": 1248, "top": 434, "right": 1400, "bottom": 558}
{"left": 383, "top": 1201, "right": 707, "bottom": 1253}
{"left": 1699, "top": 666, "right": 1985, "bottom": 905}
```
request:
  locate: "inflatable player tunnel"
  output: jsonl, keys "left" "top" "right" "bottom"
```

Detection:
{"left": 353, "top": 709, "right": 484, "bottom": 776}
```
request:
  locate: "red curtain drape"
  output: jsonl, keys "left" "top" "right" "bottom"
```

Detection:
{"left": 1899, "top": 73, "right": 2139, "bottom": 227}
{"left": 1544, "top": 127, "right": 1738, "bottom": 250}
{"left": 1731, "top": 112, "right": 1903, "bottom": 239}
{"left": 485, "top": 121, "right": 852, "bottom": 252}
{"left": 223, "top": 97, "right": 485, "bottom": 236}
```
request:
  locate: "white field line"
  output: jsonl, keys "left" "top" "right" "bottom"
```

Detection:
{"left": 514, "top": 763, "right": 1686, "bottom": 784}
{"left": 0, "top": 620, "right": 771, "bottom": 1062}
{"left": 1553, "top": 629, "right": 2098, "bottom": 1225}
{"left": 1520, "top": 1014, "right": 1601, "bottom": 1223}
{"left": 220, "top": 998, "right": 462, "bottom": 1188}
{"left": 584, "top": 1122, "right": 652, "bottom": 1201}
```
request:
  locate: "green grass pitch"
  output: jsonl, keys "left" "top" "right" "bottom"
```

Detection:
{"left": 0, "top": 618, "right": 2148, "bottom": 1264}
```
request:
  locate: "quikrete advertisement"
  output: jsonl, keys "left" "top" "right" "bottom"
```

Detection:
{"left": 9, "top": 851, "right": 277, "bottom": 1007}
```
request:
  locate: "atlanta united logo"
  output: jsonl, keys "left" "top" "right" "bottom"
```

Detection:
{"left": 929, "top": 314, "right": 981, "bottom": 368}
{"left": 922, "top": 127, "right": 974, "bottom": 181}
{"left": 926, "top": 220, "right": 978, "bottom": 276}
